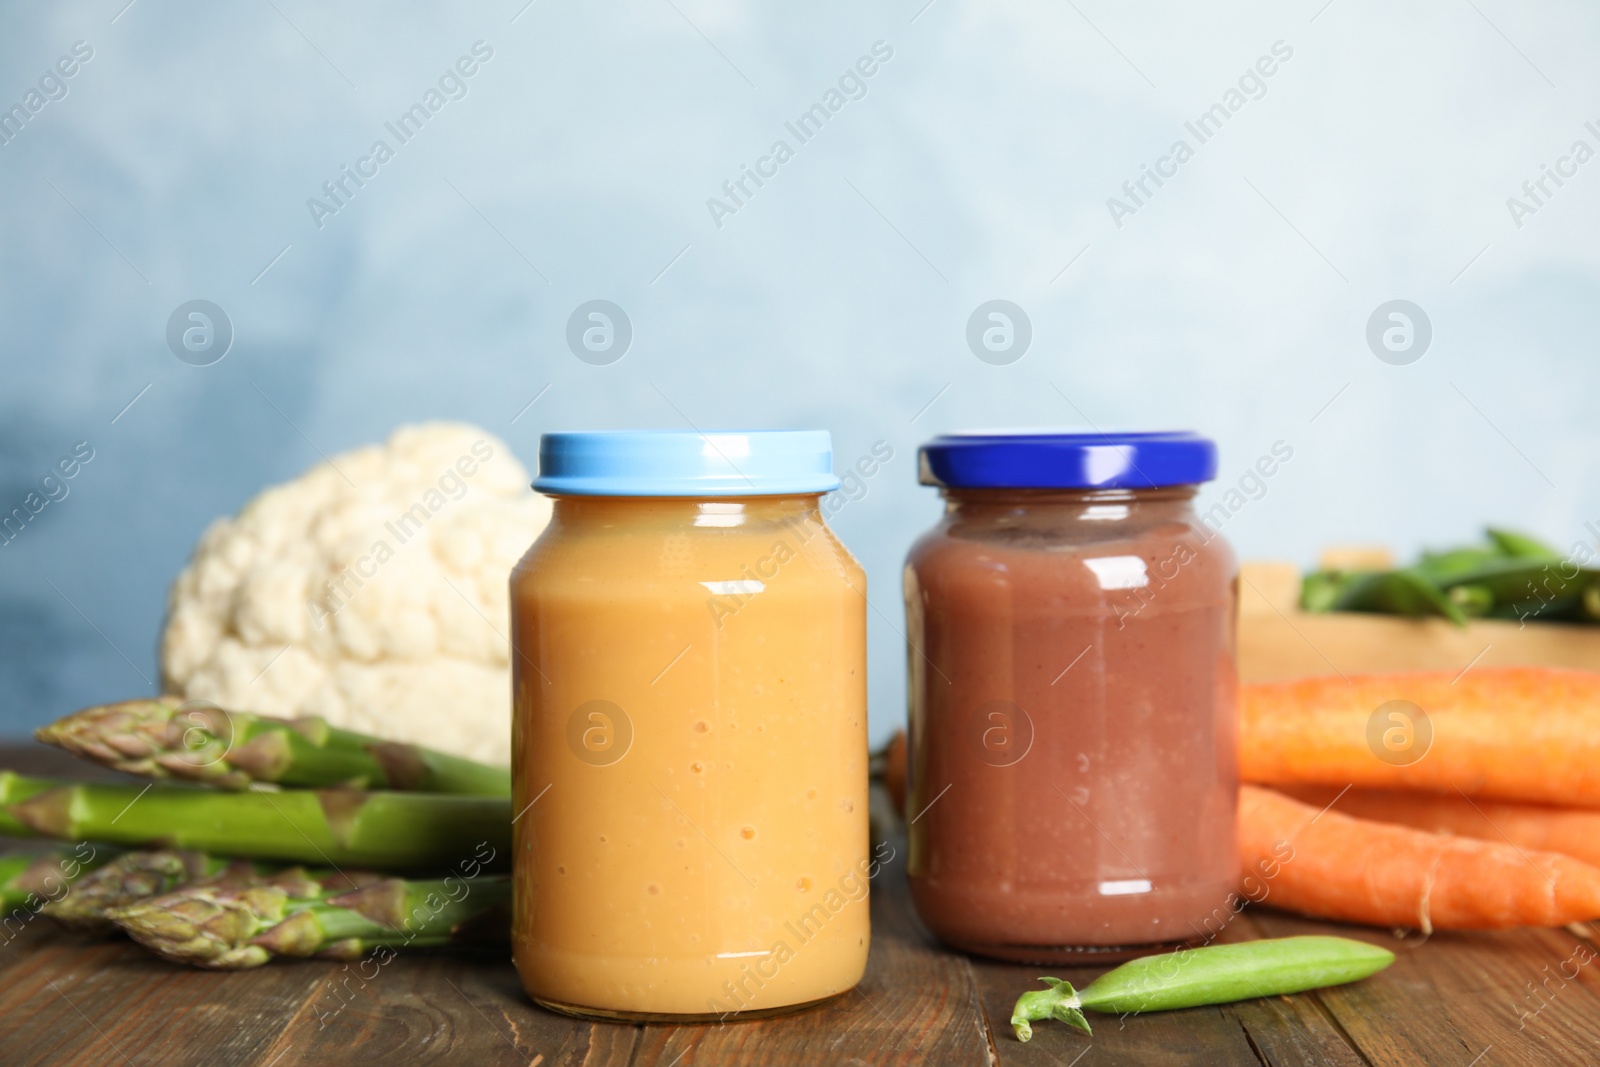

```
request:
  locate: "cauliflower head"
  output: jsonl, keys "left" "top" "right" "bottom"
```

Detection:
{"left": 160, "top": 422, "right": 549, "bottom": 765}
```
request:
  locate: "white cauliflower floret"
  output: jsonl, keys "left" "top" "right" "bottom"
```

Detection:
{"left": 160, "top": 422, "right": 549, "bottom": 764}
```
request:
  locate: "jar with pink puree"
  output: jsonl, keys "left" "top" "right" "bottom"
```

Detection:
{"left": 903, "top": 431, "right": 1239, "bottom": 962}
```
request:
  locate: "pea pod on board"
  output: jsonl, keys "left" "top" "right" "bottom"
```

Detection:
{"left": 1010, "top": 936, "right": 1396, "bottom": 1042}
{"left": 1485, "top": 527, "right": 1562, "bottom": 560}
{"left": 1299, "top": 569, "right": 1359, "bottom": 613}
{"left": 1486, "top": 593, "right": 1589, "bottom": 624}
{"left": 1414, "top": 546, "right": 1506, "bottom": 584}
{"left": 1439, "top": 559, "right": 1587, "bottom": 606}
{"left": 1446, "top": 584, "right": 1495, "bottom": 617}
{"left": 1414, "top": 554, "right": 1545, "bottom": 589}
{"left": 1325, "top": 569, "right": 1468, "bottom": 625}
{"left": 1301, "top": 528, "right": 1600, "bottom": 627}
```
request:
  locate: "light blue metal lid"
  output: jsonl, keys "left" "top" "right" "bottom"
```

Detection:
{"left": 533, "top": 430, "right": 841, "bottom": 496}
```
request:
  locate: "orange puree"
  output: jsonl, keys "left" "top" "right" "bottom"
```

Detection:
{"left": 510, "top": 494, "right": 869, "bottom": 1018}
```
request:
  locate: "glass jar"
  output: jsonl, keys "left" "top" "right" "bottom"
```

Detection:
{"left": 903, "top": 431, "right": 1238, "bottom": 963}
{"left": 510, "top": 431, "right": 870, "bottom": 1020}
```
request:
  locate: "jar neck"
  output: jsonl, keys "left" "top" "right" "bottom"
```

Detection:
{"left": 940, "top": 485, "right": 1199, "bottom": 523}
{"left": 548, "top": 494, "right": 824, "bottom": 527}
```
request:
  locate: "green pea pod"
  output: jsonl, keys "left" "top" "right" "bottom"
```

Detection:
{"left": 1011, "top": 936, "right": 1395, "bottom": 1042}
{"left": 1487, "top": 594, "right": 1588, "bottom": 624}
{"left": 1446, "top": 584, "right": 1495, "bottom": 616}
{"left": 1414, "top": 547, "right": 1506, "bottom": 585}
{"left": 1300, "top": 530, "right": 1599, "bottom": 627}
{"left": 1485, "top": 528, "right": 1562, "bottom": 560}
{"left": 1298, "top": 570, "right": 1366, "bottom": 613}
{"left": 1331, "top": 569, "right": 1466, "bottom": 625}
{"left": 1442, "top": 561, "right": 1594, "bottom": 621}
{"left": 1437, "top": 559, "right": 1580, "bottom": 597}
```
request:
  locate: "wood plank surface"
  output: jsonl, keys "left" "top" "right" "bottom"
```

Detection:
{"left": 4, "top": 741, "right": 1599, "bottom": 1065}
{"left": 1254, "top": 911, "right": 1600, "bottom": 1067}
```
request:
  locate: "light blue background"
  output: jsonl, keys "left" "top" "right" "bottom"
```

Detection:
{"left": 2, "top": 1, "right": 1597, "bottom": 741}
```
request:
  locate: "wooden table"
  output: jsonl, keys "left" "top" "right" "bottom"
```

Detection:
{"left": 3, "top": 744, "right": 1596, "bottom": 1066}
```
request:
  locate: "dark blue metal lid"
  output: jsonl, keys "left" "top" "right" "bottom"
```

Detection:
{"left": 918, "top": 431, "right": 1217, "bottom": 490}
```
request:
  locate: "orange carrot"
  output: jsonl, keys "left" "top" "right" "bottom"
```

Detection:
{"left": 1241, "top": 667, "right": 1600, "bottom": 807}
{"left": 1239, "top": 784, "right": 1600, "bottom": 931}
{"left": 1279, "top": 785, "right": 1600, "bottom": 870}
{"left": 883, "top": 730, "right": 907, "bottom": 820}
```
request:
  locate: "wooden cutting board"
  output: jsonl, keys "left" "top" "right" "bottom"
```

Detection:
{"left": 1240, "top": 560, "right": 1600, "bottom": 682}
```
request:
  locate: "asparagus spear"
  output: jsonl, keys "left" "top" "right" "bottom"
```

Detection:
{"left": 111, "top": 872, "right": 510, "bottom": 968}
{"left": 41, "top": 849, "right": 279, "bottom": 933}
{"left": 0, "top": 854, "right": 41, "bottom": 915}
{"left": 35, "top": 699, "right": 510, "bottom": 796}
{"left": 0, "top": 772, "right": 510, "bottom": 870}
{"left": 0, "top": 775, "right": 63, "bottom": 838}
{"left": 0, "top": 845, "right": 110, "bottom": 916}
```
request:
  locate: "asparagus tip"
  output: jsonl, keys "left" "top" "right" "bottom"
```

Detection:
{"left": 42, "top": 850, "right": 210, "bottom": 934}
{"left": 111, "top": 884, "right": 287, "bottom": 969}
{"left": 33, "top": 699, "right": 253, "bottom": 788}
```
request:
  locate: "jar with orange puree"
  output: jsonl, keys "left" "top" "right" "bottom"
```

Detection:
{"left": 510, "top": 431, "right": 870, "bottom": 1020}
